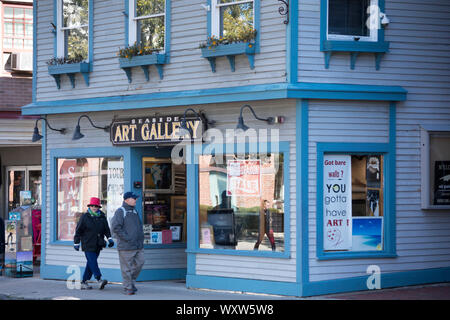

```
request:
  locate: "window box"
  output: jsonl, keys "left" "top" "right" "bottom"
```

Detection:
{"left": 118, "top": 53, "right": 167, "bottom": 83}
{"left": 47, "top": 62, "right": 91, "bottom": 89}
{"left": 201, "top": 42, "right": 256, "bottom": 72}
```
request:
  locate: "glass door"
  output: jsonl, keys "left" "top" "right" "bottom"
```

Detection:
{"left": 5, "top": 166, "right": 42, "bottom": 215}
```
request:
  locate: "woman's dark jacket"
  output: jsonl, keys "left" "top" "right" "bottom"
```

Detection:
{"left": 74, "top": 210, "right": 111, "bottom": 252}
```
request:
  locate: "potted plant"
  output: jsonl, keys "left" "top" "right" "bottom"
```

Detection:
{"left": 117, "top": 42, "right": 166, "bottom": 82}
{"left": 47, "top": 54, "right": 90, "bottom": 89}
{"left": 199, "top": 28, "right": 257, "bottom": 72}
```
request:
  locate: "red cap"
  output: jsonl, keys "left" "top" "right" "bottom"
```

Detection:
{"left": 87, "top": 197, "right": 102, "bottom": 208}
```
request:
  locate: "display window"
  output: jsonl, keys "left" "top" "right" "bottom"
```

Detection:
{"left": 420, "top": 128, "right": 450, "bottom": 209}
{"left": 142, "top": 157, "right": 187, "bottom": 245}
{"left": 198, "top": 152, "right": 285, "bottom": 252}
{"left": 322, "top": 154, "right": 384, "bottom": 252}
{"left": 56, "top": 157, "right": 124, "bottom": 241}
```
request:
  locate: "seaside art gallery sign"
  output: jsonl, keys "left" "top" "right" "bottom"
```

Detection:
{"left": 110, "top": 115, "right": 204, "bottom": 145}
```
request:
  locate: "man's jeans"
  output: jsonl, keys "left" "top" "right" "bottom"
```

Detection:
{"left": 118, "top": 249, "right": 145, "bottom": 290}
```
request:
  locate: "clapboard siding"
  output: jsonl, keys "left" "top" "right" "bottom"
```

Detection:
{"left": 42, "top": 100, "right": 297, "bottom": 281}
{"left": 35, "top": 0, "right": 287, "bottom": 102}
{"left": 307, "top": 99, "right": 450, "bottom": 282}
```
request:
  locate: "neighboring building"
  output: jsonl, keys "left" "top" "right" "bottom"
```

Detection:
{"left": 0, "top": 0, "right": 40, "bottom": 223}
{"left": 22, "top": 0, "right": 449, "bottom": 297}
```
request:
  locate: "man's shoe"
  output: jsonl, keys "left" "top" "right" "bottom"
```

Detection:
{"left": 81, "top": 281, "right": 92, "bottom": 290}
{"left": 97, "top": 279, "right": 108, "bottom": 290}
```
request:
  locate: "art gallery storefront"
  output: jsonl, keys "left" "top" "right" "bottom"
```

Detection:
{"left": 32, "top": 99, "right": 299, "bottom": 295}
{"left": 25, "top": 87, "right": 450, "bottom": 297}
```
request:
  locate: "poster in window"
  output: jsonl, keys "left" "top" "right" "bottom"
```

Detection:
{"left": 352, "top": 217, "right": 383, "bottom": 251}
{"left": 366, "top": 156, "right": 381, "bottom": 188}
{"left": 434, "top": 161, "right": 450, "bottom": 205}
{"left": 58, "top": 159, "right": 80, "bottom": 241}
{"left": 366, "top": 189, "right": 380, "bottom": 216}
{"left": 323, "top": 154, "right": 352, "bottom": 251}
{"left": 226, "top": 160, "right": 261, "bottom": 197}
{"left": 107, "top": 161, "right": 124, "bottom": 224}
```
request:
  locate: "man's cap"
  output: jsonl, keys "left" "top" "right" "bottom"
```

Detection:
{"left": 123, "top": 191, "right": 139, "bottom": 200}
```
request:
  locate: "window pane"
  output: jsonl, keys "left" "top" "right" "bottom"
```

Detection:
{"left": 25, "top": 23, "right": 33, "bottom": 36}
{"left": 24, "top": 39, "right": 33, "bottom": 49}
{"left": 14, "top": 23, "right": 24, "bottom": 36}
{"left": 199, "top": 153, "right": 285, "bottom": 252}
{"left": 63, "top": 0, "right": 88, "bottom": 28}
{"left": 4, "top": 22, "right": 13, "bottom": 35}
{"left": 219, "top": 2, "right": 254, "bottom": 38}
{"left": 323, "top": 154, "right": 384, "bottom": 252}
{"left": 4, "top": 7, "right": 14, "bottom": 18}
{"left": 8, "top": 170, "right": 26, "bottom": 213}
{"left": 13, "top": 38, "right": 23, "bottom": 49}
{"left": 14, "top": 8, "right": 25, "bottom": 18}
{"left": 29, "top": 170, "right": 42, "bottom": 207}
{"left": 57, "top": 157, "right": 124, "bottom": 241}
{"left": 3, "top": 38, "right": 13, "bottom": 48}
{"left": 328, "top": 0, "right": 369, "bottom": 37}
{"left": 136, "top": 0, "right": 165, "bottom": 17}
{"left": 137, "top": 16, "right": 164, "bottom": 49}
{"left": 430, "top": 134, "right": 450, "bottom": 205}
{"left": 64, "top": 26, "right": 88, "bottom": 60}
{"left": 25, "top": 8, "right": 33, "bottom": 20}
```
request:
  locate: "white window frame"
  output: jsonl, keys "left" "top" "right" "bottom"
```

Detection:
{"left": 128, "top": 0, "right": 166, "bottom": 52}
{"left": 56, "top": 0, "right": 89, "bottom": 60}
{"left": 210, "top": 0, "right": 254, "bottom": 38}
{"left": 420, "top": 125, "right": 450, "bottom": 210}
{"left": 327, "top": 0, "right": 379, "bottom": 42}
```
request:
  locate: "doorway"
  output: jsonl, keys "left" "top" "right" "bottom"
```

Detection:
{"left": 5, "top": 166, "right": 42, "bottom": 215}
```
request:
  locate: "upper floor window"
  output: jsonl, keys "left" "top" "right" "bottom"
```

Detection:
{"left": 2, "top": 5, "right": 33, "bottom": 51}
{"left": 57, "top": 0, "right": 89, "bottom": 61}
{"left": 327, "top": 0, "right": 378, "bottom": 42}
{"left": 129, "top": 0, "right": 166, "bottom": 51}
{"left": 211, "top": 0, "right": 254, "bottom": 38}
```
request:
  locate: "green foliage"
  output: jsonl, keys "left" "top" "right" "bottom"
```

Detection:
{"left": 199, "top": 28, "right": 257, "bottom": 49}
{"left": 117, "top": 41, "right": 160, "bottom": 59}
{"left": 46, "top": 54, "right": 86, "bottom": 66}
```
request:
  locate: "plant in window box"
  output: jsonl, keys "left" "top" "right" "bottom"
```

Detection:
{"left": 199, "top": 28, "right": 257, "bottom": 72}
{"left": 117, "top": 42, "right": 167, "bottom": 82}
{"left": 47, "top": 54, "right": 90, "bottom": 89}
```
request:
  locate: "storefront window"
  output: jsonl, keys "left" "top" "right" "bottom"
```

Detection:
{"left": 198, "top": 153, "right": 285, "bottom": 252}
{"left": 323, "top": 154, "right": 384, "bottom": 252}
{"left": 429, "top": 133, "right": 450, "bottom": 206}
{"left": 56, "top": 157, "right": 124, "bottom": 241}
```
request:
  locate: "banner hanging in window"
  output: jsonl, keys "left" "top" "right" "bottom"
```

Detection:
{"left": 323, "top": 154, "right": 352, "bottom": 251}
{"left": 226, "top": 160, "right": 261, "bottom": 197}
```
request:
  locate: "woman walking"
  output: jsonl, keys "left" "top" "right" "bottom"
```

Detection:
{"left": 74, "top": 197, "right": 114, "bottom": 290}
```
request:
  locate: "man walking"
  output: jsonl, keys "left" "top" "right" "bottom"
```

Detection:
{"left": 111, "top": 192, "right": 145, "bottom": 295}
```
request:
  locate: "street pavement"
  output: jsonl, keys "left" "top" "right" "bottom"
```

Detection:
{"left": 0, "top": 271, "right": 449, "bottom": 300}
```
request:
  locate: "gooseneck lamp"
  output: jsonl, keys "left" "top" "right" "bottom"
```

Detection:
{"left": 179, "top": 108, "right": 215, "bottom": 138}
{"left": 236, "top": 104, "right": 277, "bottom": 132}
{"left": 72, "top": 115, "right": 110, "bottom": 140}
{"left": 31, "top": 117, "right": 66, "bottom": 142}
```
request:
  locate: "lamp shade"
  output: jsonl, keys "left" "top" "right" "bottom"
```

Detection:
{"left": 72, "top": 124, "right": 85, "bottom": 140}
{"left": 31, "top": 126, "right": 43, "bottom": 142}
{"left": 236, "top": 116, "right": 250, "bottom": 132}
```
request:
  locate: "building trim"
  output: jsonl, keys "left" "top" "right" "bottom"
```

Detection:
{"left": 23, "top": 82, "right": 407, "bottom": 115}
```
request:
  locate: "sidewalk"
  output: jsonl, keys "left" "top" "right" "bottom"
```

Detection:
{"left": 0, "top": 272, "right": 449, "bottom": 300}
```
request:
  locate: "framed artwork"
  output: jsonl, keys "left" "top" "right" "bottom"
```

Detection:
{"left": 168, "top": 223, "right": 183, "bottom": 242}
{"left": 170, "top": 196, "right": 186, "bottom": 223}
{"left": 143, "top": 157, "right": 174, "bottom": 193}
